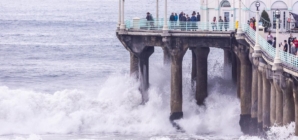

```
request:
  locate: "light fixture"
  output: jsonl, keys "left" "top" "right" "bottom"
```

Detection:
{"left": 255, "top": 1, "right": 260, "bottom": 11}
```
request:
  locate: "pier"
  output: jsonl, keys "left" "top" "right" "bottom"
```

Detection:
{"left": 116, "top": 0, "right": 298, "bottom": 136}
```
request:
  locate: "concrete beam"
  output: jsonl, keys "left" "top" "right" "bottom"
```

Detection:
{"left": 194, "top": 47, "right": 210, "bottom": 106}
{"left": 191, "top": 49, "right": 197, "bottom": 89}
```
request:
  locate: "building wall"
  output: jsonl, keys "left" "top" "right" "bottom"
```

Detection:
{"left": 201, "top": 0, "right": 298, "bottom": 31}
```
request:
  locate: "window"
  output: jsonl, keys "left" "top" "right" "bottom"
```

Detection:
{"left": 221, "top": 0, "right": 231, "bottom": 7}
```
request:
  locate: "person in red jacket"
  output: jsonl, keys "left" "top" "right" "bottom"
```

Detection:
{"left": 293, "top": 37, "right": 298, "bottom": 48}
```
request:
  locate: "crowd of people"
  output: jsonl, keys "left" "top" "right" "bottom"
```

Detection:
{"left": 267, "top": 32, "right": 298, "bottom": 56}
{"left": 145, "top": 11, "right": 231, "bottom": 31}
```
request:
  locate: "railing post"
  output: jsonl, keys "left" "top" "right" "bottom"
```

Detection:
{"left": 238, "top": 0, "right": 243, "bottom": 34}
{"left": 120, "top": 0, "right": 126, "bottom": 30}
{"left": 273, "top": 18, "right": 282, "bottom": 70}
{"left": 156, "top": 0, "right": 159, "bottom": 20}
{"left": 163, "top": 0, "right": 168, "bottom": 31}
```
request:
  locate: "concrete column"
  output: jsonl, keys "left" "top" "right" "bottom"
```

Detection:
{"left": 283, "top": 78, "right": 295, "bottom": 125}
{"left": 194, "top": 47, "right": 210, "bottom": 105}
{"left": 224, "top": 50, "right": 232, "bottom": 79}
{"left": 163, "top": 0, "right": 168, "bottom": 30}
{"left": 262, "top": 67, "right": 271, "bottom": 131}
{"left": 251, "top": 64, "right": 258, "bottom": 134}
{"left": 162, "top": 47, "right": 171, "bottom": 65}
{"left": 293, "top": 79, "right": 298, "bottom": 137}
{"left": 270, "top": 79, "right": 276, "bottom": 126}
{"left": 169, "top": 40, "right": 188, "bottom": 128}
{"left": 274, "top": 77, "right": 283, "bottom": 126}
{"left": 257, "top": 64, "right": 263, "bottom": 131}
{"left": 238, "top": 49, "right": 252, "bottom": 134}
{"left": 231, "top": 52, "right": 237, "bottom": 84}
{"left": 191, "top": 49, "right": 197, "bottom": 88}
{"left": 138, "top": 47, "right": 154, "bottom": 103}
{"left": 120, "top": 0, "right": 125, "bottom": 29}
{"left": 237, "top": 56, "right": 241, "bottom": 98}
{"left": 130, "top": 52, "right": 139, "bottom": 78}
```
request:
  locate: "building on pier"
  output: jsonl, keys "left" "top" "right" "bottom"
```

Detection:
{"left": 202, "top": 0, "right": 298, "bottom": 32}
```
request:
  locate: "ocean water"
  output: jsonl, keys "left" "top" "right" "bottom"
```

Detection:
{"left": 0, "top": 0, "right": 295, "bottom": 139}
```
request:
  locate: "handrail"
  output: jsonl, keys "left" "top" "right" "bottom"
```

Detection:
{"left": 125, "top": 19, "right": 235, "bottom": 32}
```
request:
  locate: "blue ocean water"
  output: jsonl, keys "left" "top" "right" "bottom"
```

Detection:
{"left": 0, "top": 0, "right": 295, "bottom": 139}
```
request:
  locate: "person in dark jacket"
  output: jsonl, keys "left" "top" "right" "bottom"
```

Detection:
{"left": 224, "top": 17, "right": 229, "bottom": 31}
{"left": 273, "top": 37, "right": 276, "bottom": 48}
{"left": 284, "top": 40, "right": 288, "bottom": 52}
{"left": 146, "top": 12, "right": 153, "bottom": 29}
{"left": 218, "top": 16, "right": 223, "bottom": 31}
{"left": 197, "top": 12, "right": 201, "bottom": 21}
{"left": 181, "top": 13, "right": 187, "bottom": 31}
{"left": 170, "top": 13, "right": 175, "bottom": 29}
{"left": 288, "top": 34, "right": 294, "bottom": 53}
{"left": 190, "top": 14, "right": 197, "bottom": 31}
{"left": 179, "top": 12, "right": 183, "bottom": 21}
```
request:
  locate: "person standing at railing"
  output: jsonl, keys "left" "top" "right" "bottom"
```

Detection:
{"left": 186, "top": 14, "right": 190, "bottom": 31}
{"left": 180, "top": 13, "right": 187, "bottom": 31}
{"left": 197, "top": 12, "right": 200, "bottom": 30}
{"left": 291, "top": 42, "right": 296, "bottom": 55}
{"left": 224, "top": 17, "right": 229, "bottom": 31}
{"left": 293, "top": 38, "right": 298, "bottom": 53}
{"left": 218, "top": 16, "right": 223, "bottom": 31}
{"left": 252, "top": 17, "right": 256, "bottom": 31}
{"left": 288, "top": 34, "right": 294, "bottom": 53}
{"left": 212, "top": 17, "right": 217, "bottom": 31}
{"left": 174, "top": 13, "right": 178, "bottom": 27}
{"left": 190, "top": 13, "right": 197, "bottom": 31}
{"left": 267, "top": 31, "right": 273, "bottom": 45}
{"left": 273, "top": 37, "right": 276, "bottom": 48}
{"left": 283, "top": 40, "right": 288, "bottom": 52}
{"left": 170, "top": 13, "right": 175, "bottom": 29}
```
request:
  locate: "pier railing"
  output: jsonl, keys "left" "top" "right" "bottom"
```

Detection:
{"left": 242, "top": 24, "right": 298, "bottom": 69}
{"left": 125, "top": 18, "right": 235, "bottom": 31}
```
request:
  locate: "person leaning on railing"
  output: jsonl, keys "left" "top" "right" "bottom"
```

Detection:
{"left": 190, "top": 13, "right": 197, "bottom": 31}
{"left": 212, "top": 17, "right": 217, "bottom": 31}
{"left": 267, "top": 31, "right": 273, "bottom": 45}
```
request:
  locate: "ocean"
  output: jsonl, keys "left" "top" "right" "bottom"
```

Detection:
{"left": 0, "top": 0, "right": 295, "bottom": 139}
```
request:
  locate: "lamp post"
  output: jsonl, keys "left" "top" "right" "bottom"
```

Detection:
{"left": 163, "top": 0, "right": 168, "bottom": 30}
{"left": 254, "top": 1, "right": 261, "bottom": 51}
{"left": 120, "top": 0, "right": 126, "bottom": 30}
{"left": 238, "top": 0, "right": 243, "bottom": 33}
{"left": 273, "top": 9, "right": 281, "bottom": 67}
{"left": 118, "top": 0, "right": 121, "bottom": 28}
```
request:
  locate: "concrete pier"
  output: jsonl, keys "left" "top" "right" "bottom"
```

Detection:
{"left": 262, "top": 66, "right": 270, "bottom": 130}
{"left": 237, "top": 45, "right": 252, "bottom": 134}
{"left": 257, "top": 63, "right": 263, "bottom": 131}
{"left": 236, "top": 56, "right": 241, "bottom": 98}
{"left": 283, "top": 78, "right": 295, "bottom": 125}
{"left": 191, "top": 49, "right": 197, "bottom": 89}
{"left": 163, "top": 47, "right": 171, "bottom": 65}
{"left": 274, "top": 75, "right": 283, "bottom": 126}
{"left": 139, "top": 47, "right": 154, "bottom": 103}
{"left": 194, "top": 47, "right": 210, "bottom": 105}
{"left": 293, "top": 79, "right": 298, "bottom": 136}
{"left": 169, "top": 38, "right": 188, "bottom": 125}
{"left": 130, "top": 52, "right": 139, "bottom": 78}
{"left": 250, "top": 58, "right": 258, "bottom": 134}
{"left": 270, "top": 79, "right": 276, "bottom": 126}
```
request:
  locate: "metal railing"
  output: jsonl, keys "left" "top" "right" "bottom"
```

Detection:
{"left": 125, "top": 18, "right": 235, "bottom": 32}
{"left": 243, "top": 24, "right": 298, "bottom": 68}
